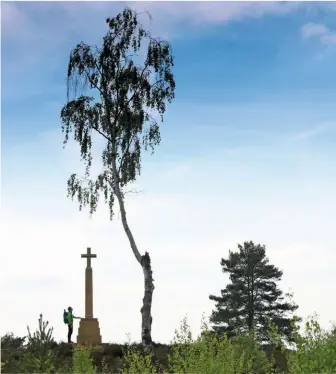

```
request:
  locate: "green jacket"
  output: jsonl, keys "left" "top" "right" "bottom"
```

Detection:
{"left": 67, "top": 311, "right": 74, "bottom": 325}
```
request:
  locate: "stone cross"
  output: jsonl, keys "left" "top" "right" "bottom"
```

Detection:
{"left": 81, "top": 247, "right": 97, "bottom": 268}
{"left": 81, "top": 247, "right": 97, "bottom": 319}
{"left": 77, "top": 247, "right": 102, "bottom": 344}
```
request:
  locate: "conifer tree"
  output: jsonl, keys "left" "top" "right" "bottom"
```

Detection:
{"left": 22, "top": 314, "right": 56, "bottom": 373}
{"left": 209, "top": 241, "right": 300, "bottom": 344}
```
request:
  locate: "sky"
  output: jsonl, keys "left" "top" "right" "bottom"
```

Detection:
{"left": 1, "top": 1, "right": 336, "bottom": 344}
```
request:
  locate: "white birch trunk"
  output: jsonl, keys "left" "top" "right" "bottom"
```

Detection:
{"left": 111, "top": 156, "right": 154, "bottom": 346}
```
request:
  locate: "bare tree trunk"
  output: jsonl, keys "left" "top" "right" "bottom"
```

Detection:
{"left": 111, "top": 157, "right": 154, "bottom": 346}
{"left": 140, "top": 252, "right": 154, "bottom": 345}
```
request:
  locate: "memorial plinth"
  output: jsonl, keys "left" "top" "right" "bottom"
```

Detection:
{"left": 77, "top": 247, "right": 102, "bottom": 344}
{"left": 77, "top": 318, "right": 101, "bottom": 344}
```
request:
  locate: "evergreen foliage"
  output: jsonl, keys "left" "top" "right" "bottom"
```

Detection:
{"left": 21, "top": 314, "right": 57, "bottom": 373}
{"left": 209, "top": 241, "right": 300, "bottom": 344}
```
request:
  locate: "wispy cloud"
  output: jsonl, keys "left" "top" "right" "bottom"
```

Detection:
{"left": 301, "top": 22, "right": 336, "bottom": 45}
{"left": 1, "top": 2, "right": 28, "bottom": 37}
{"left": 129, "top": 1, "right": 302, "bottom": 26}
{"left": 2, "top": 1, "right": 334, "bottom": 82}
{"left": 2, "top": 1, "right": 303, "bottom": 43}
{"left": 289, "top": 121, "right": 336, "bottom": 141}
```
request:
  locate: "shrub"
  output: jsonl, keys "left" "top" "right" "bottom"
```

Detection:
{"left": 286, "top": 316, "right": 336, "bottom": 373}
{"left": 72, "top": 344, "right": 96, "bottom": 374}
{"left": 167, "top": 316, "right": 271, "bottom": 374}
{"left": 2, "top": 313, "right": 336, "bottom": 373}
{"left": 1, "top": 333, "right": 26, "bottom": 373}
{"left": 20, "top": 314, "right": 56, "bottom": 373}
{"left": 119, "top": 334, "right": 163, "bottom": 373}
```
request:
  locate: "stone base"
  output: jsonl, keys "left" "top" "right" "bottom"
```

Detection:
{"left": 77, "top": 318, "right": 102, "bottom": 345}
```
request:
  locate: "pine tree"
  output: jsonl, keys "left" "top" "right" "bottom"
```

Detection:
{"left": 209, "top": 241, "right": 300, "bottom": 344}
{"left": 21, "top": 314, "right": 56, "bottom": 373}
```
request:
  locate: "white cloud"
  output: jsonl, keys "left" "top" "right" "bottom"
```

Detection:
{"left": 2, "top": 122, "right": 336, "bottom": 343}
{"left": 129, "top": 1, "right": 302, "bottom": 29}
{"left": 1, "top": 2, "right": 28, "bottom": 37}
{"left": 0, "top": 2, "right": 330, "bottom": 93}
{"left": 301, "top": 22, "right": 328, "bottom": 38}
{"left": 301, "top": 22, "right": 336, "bottom": 45}
{"left": 320, "top": 32, "right": 336, "bottom": 45}
{"left": 286, "top": 121, "right": 336, "bottom": 141}
{"left": 2, "top": 1, "right": 303, "bottom": 45}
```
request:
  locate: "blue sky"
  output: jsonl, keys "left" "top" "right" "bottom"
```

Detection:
{"left": 2, "top": 1, "right": 336, "bottom": 343}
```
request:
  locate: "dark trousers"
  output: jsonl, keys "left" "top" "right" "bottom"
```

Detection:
{"left": 67, "top": 324, "right": 73, "bottom": 343}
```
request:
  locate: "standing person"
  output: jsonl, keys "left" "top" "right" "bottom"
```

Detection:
{"left": 64, "top": 306, "right": 81, "bottom": 343}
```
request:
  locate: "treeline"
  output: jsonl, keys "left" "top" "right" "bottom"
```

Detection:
{"left": 2, "top": 241, "right": 336, "bottom": 373}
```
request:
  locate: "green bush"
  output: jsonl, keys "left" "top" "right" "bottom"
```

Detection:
{"left": 166, "top": 316, "right": 271, "bottom": 374}
{"left": 2, "top": 313, "right": 335, "bottom": 373}
{"left": 72, "top": 344, "right": 96, "bottom": 374}
{"left": 119, "top": 316, "right": 271, "bottom": 374}
{"left": 20, "top": 314, "right": 56, "bottom": 373}
{"left": 119, "top": 333, "right": 163, "bottom": 373}
{"left": 286, "top": 316, "right": 336, "bottom": 373}
{"left": 1, "top": 333, "right": 26, "bottom": 373}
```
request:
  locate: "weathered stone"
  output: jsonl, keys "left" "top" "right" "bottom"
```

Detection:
{"left": 77, "top": 247, "right": 102, "bottom": 344}
{"left": 77, "top": 318, "right": 102, "bottom": 344}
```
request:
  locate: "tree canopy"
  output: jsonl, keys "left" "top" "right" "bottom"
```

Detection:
{"left": 61, "top": 7, "right": 175, "bottom": 221}
{"left": 60, "top": 7, "right": 176, "bottom": 345}
{"left": 209, "top": 241, "right": 300, "bottom": 344}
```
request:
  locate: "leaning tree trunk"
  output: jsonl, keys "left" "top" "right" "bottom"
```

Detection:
{"left": 111, "top": 157, "right": 154, "bottom": 346}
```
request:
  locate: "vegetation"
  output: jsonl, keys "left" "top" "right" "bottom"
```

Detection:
{"left": 2, "top": 314, "right": 336, "bottom": 373}
{"left": 209, "top": 241, "right": 300, "bottom": 344}
{"left": 4, "top": 6, "right": 334, "bottom": 374}
{"left": 60, "top": 6, "right": 175, "bottom": 346}
{"left": 20, "top": 314, "right": 57, "bottom": 373}
{"left": 1, "top": 241, "right": 331, "bottom": 374}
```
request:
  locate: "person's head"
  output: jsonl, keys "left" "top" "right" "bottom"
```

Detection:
{"left": 68, "top": 306, "right": 73, "bottom": 312}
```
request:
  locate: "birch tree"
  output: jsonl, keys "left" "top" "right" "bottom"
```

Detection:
{"left": 60, "top": 7, "right": 175, "bottom": 345}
